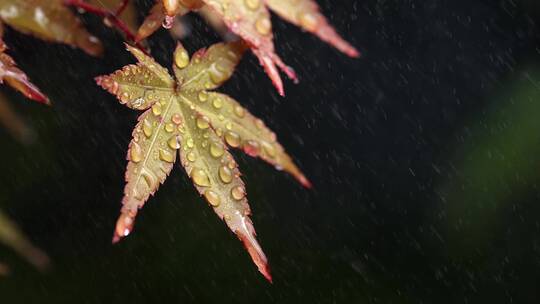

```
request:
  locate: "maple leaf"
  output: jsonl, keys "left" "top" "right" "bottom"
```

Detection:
{"left": 0, "top": 0, "right": 107, "bottom": 103}
{"left": 0, "top": 0, "right": 103, "bottom": 56}
{"left": 0, "top": 36, "right": 48, "bottom": 104}
{"left": 96, "top": 41, "right": 310, "bottom": 281}
{"left": 138, "top": 0, "right": 358, "bottom": 95}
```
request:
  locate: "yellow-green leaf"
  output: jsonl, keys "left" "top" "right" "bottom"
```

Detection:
{"left": 97, "top": 41, "right": 310, "bottom": 281}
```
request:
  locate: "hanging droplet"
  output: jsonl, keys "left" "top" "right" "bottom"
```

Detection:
{"left": 196, "top": 116, "right": 210, "bottom": 129}
{"left": 162, "top": 15, "right": 174, "bottom": 29}
{"left": 219, "top": 166, "right": 233, "bottom": 184}
{"left": 255, "top": 17, "right": 271, "bottom": 36}
{"left": 130, "top": 142, "right": 143, "bottom": 163}
{"left": 224, "top": 131, "right": 241, "bottom": 147}
{"left": 159, "top": 148, "right": 174, "bottom": 163}
{"left": 243, "top": 140, "right": 260, "bottom": 157}
{"left": 143, "top": 119, "right": 153, "bottom": 138}
{"left": 192, "top": 168, "right": 211, "bottom": 187}
{"left": 168, "top": 136, "right": 181, "bottom": 150}
{"left": 204, "top": 190, "right": 221, "bottom": 207}
{"left": 231, "top": 185, "right": 246, "bottom": 200}
{"left": 210, "top": 142, "right": 225, "bottom": 158}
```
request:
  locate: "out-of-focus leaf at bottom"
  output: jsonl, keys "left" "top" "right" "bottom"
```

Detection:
{"left": 0, "top": 209, "right": 50, "bottom": 271}
{"left": 0, "top": 93, "right": 35, "bottom": 144}
{"left": 438, "top": 68, "right": 540, "bottom": 255}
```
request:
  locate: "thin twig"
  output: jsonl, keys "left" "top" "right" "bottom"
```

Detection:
{"left": 64, "top": 0, "right": 147, "bottom": 52}
{"left": 115, "top": 0, "right": 130, "bottom": 16}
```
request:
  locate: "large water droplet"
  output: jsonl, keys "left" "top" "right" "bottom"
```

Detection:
{"left": 187, "top": 151, "right": 196, "bottom": 162}
{"left": 165, "top": 123, "right": 175, "bottom": 133}
{"left": 255, "top": 17, "right": 271, "bottom": 36}
{"left": 130, "top": 142, "right": 143, "bottom": 163}
{"left": 210, "top": 142, "right": 225, "bottom": 158}
{"left": 219, "top": 166, "right": 233, "bottom": 184}
{"left": 244, "top": 0, "right": 260, "bottom": 11}
{"left": 204, "top": 190, "right": 221, "bottom": 207}
{"left": 159, "top": 149, "right": 174, "bottom": 163}
{"left": 152, "top": 103, "right": 162, "bottom": 116}
{"left": 298, "top": 12, "right": 317, "bottom": 31}
{"left": 174, "top": 48, "right": 190, "bottom": 69}
{"left": 168, "top": 136, "right": 181, "bottom": 149}
{"left": 255, "top": 119, "right": 264, "bottom": 130}
{"left": 172, "top": 113, "right": 182, "bottom": 125}
{"left": 212, "top": 97, "right": 223, "bottom": 109}
{"left": 243, "top": 140, "right": 260, "bottom": 157}
{"left": 262, "top": 142, "right": 276, "bottom": 158}
{"left": 192, "top": 168, "right": 211, "bottom": 187}
{"left": 198, "top": 91, "right": 209, "bottom": 102}
{"left": 196, "top": 116, "right": 210, "bottom": 129}
{"left": 225, "top": 131, "right": 241, "bottom": 147}
{"left": 143, "top": 119, "right": 153, "bottom": 138}
{"left": 234, "top": 105, "right": 245, "bottom": 118}
{"left": 231, "top": 185, "right": 246, "bottom": 200}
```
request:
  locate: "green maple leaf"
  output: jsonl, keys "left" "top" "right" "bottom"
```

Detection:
{"left": 96, "top": 41, "right": 310, "bottom": 281}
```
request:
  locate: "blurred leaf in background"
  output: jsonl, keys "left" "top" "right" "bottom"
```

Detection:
{"left": 440, "top": 68, "right": 540, "bottom": 255}
{"left": 0, "top": 206, "right": 49, "bottom": 273}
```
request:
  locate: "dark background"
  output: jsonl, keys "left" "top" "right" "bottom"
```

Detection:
{"left": 1, "top": 0, "right": 540, "bottom": 302}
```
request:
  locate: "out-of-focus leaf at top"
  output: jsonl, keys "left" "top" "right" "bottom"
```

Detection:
{"left": 0, "top": 209, "right": 50, "bottom": 271}
{"left": 0, "top": 22, "right": 48, "bottom": 104}
{"left": 137, "top": 0, "right": 358, "bottom": 95}
{"left": 0, "top": 0, "right": 103, "bottom": 56}
{"left": 96, "top": 41, "right": 310, "bottom": 282}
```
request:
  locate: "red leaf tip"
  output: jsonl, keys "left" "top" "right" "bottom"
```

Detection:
{"left": 298, "top": 174, "right": 312, "bottom": 189}
{"left": 112, "top": 212, "right": 136, "bottom": 244}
